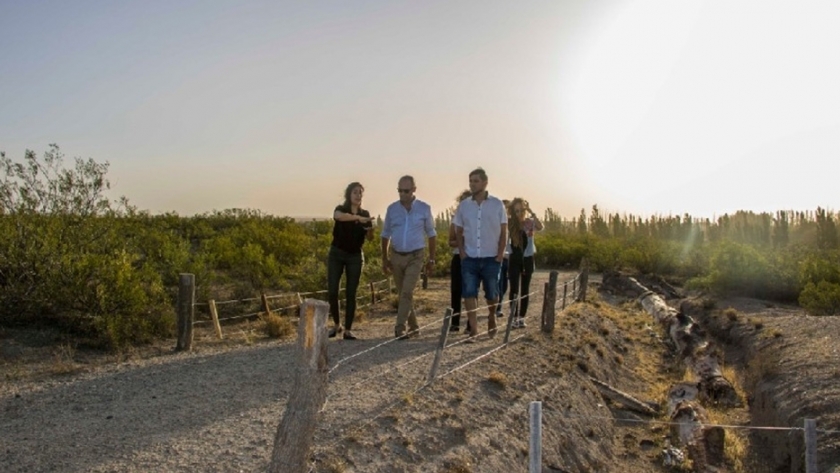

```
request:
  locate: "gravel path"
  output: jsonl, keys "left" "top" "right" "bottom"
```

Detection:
{"left": 1, "top": 271, "right": 583, "bottom": 472}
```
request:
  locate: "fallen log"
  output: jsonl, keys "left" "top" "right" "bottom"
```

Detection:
{"left": 589, "top": 377, "right": 659, "bottom": 417}
{"left": 628, "top": 277, "right": 740, "bottom": 407}
{"left": 620, "top": 275, "right": 740, "bottom": 471}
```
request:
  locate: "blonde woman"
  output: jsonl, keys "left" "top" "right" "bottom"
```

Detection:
{"left": 507, "top": 198, "right": 543, "bottom": 328}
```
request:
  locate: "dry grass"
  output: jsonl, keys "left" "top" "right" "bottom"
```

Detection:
{"left": 49, "top": 343, "right": 80, "bottom": 376}
{"left": 487, "top": 371, "right": 508, "bottom": 388}
{"left": 259, "top": 313, "right": 294, "bottom": 339}
{"left": 723, "top": 307, "right": 741, "bottom": 322}
{"left": 321, "top": 457, "right": 347, "bottom": 473}
{"left": 440, "top": 458, "right": 473, "bottom": 473}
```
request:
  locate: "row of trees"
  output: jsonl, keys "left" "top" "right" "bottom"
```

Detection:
{"left": 2, "top": 146, "right": 838, "bottom": 349}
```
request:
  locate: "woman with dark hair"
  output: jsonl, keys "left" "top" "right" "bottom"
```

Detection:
{"left": 507, "top": 198, "right": 543, "bottom": 328}
{"left": 328, "top": 182, "right": 374, "bottom": 339}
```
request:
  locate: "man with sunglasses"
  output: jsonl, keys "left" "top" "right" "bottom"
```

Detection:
{"left": 381, "top": 175, "right": 437, "bottom": 339}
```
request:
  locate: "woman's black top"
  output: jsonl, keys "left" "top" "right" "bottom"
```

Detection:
{"left": 509, "top": 229, "right": 529, "bottom": 267}
{"left": 331, "top": 205, "right": 372, "bottom": 253}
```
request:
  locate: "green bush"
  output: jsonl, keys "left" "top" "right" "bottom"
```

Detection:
{"left": 534, "top": 233, "right": 587, "bottom": 268}
{"left": 799, "top": 281, "right": 840, "bottom": 315}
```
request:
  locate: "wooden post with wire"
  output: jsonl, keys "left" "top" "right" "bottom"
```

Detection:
{"left": 805, "top": 418, "right": 817, "bottom": 473}
{"left": 428, "top": 308, "right": 452, "bottom": 383}
{"left": 370, "top": 281, "right": 376, "bottom": 305}
{"left": 577, "top": 258, "right": 589, "bottom": 302}
{"left": 561, "top": 282, "right": 568, "bottom": 310}
{"left": 541, "top": 271, "right": 558, "bottom": 333}
{"left": 269, "top": 299, "right": 329, "bottom": 473}
{"left": 208, "top": 299, "right": 223, "bottom": 340}
{"left": 175, "top": 273, "right": 195, "bottom": 351}
{"left": 529, "top": 401, "right": 542, "bottom": 473}
{"left": 261, "top": 292, "right": 273, "bottom": 316}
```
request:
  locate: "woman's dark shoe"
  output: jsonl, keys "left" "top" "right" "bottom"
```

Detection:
{"left": 449, "top": 325, "right": 460, "bottom": 332}
{"left": 328, "top": 325, "right": 343, "bottom": 338}
{"left": 343, "top": 330, "right": 358, "bottom": 340}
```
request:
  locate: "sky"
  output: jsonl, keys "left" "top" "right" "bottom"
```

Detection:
{"left": 2, "top": 0, "right": 839, "bottom": 221}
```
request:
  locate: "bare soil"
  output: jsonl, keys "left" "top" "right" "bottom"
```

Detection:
{"left": 1, "top": 271, "right": 839, "bottom": 472}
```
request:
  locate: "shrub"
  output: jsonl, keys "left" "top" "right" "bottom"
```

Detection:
{"left": 261, "top": 313, "right": 294, "bottom": 338}
{"left": 799, "top": 281, "right": 840, "bottom": 315}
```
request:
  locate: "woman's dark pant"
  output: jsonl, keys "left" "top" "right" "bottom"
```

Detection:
{"left": 327, "top": 246, "right": 363, "bottom": 330}
{"left": 497, "top": 257, "right": 509, "bottom": 313}
{"left": 450, "top": 254, "right": 462, "bottom": 328}
{"left": 508, "top": 256, "right": 535, "bottom": 319}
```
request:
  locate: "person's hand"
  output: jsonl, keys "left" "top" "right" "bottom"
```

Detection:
{"left": 382, "top": 259, "right": 392, "bottom": 275}
{"left": 425, "top": 259, "right": 435, "bottom": 274}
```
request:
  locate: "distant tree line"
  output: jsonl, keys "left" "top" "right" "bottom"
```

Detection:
{"left": 2, "top": 146, "right": 838, "bottom": 350}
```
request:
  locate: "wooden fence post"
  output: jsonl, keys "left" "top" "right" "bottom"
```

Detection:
{"left": 427, "top": 308, "right": 452, "bottom": 383}
{"left": 208, "top": 299, "right": 223, "bottom": 340}
{"left": 529, "top": 401, "right": 542, "bottom": 473}
{"left": 541, "top": 271, "right": 558, "bottom": 333}
{"left": 562, "top": 283, "right": 568, "bottom": 310}
{"left": 370, "top": 281, "right": 376, "bottom": 305}
{"left": 175, "top": 273, "right": 195, "bottom": 351}
{"left": 577, "top": 258, "right": 589, "bottom": 302}
{"left": 269, "top": 299, "right": 330, "bottom": 473}
{"left": 805, "top": 418, "right": 817, "bottom": 473}
{"left": 422, "top": 271, "right": 428, "bottom": 289}
{"left": 261, "top": 293, "right": 273, "bottom": 316}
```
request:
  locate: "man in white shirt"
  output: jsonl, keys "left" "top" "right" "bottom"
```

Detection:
{"left": 381, "top": 175, "right": 437, "bottom": 339}
{"left": 453, "top": 168, "right": 507, "bottom": 341}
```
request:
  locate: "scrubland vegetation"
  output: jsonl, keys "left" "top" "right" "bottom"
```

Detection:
{"left": 2, "top": 146, "right": 839, "bottom": 350}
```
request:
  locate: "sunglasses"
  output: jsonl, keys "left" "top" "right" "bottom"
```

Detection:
{"left": 397, "top": 188, "right": 412, "bottom": 194}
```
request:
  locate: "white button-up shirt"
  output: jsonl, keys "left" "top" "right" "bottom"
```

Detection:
{"left": 453, "top": 194, "right": 507, "bottom": 258}
{"left": 381, "top": 198, "right": 437, "bottom": 253}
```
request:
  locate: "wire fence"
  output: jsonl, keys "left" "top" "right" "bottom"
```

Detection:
{"left": 189, "top": 278, "right": 393, "bottom": 335}
{"left": 174, "top": 269, "right": 836, "bottom": 472}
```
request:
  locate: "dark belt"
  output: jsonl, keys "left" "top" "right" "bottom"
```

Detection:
{"left": 393, "top": 248, "right": 423, "bottom": 256}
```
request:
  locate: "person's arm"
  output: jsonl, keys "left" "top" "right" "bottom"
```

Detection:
{"left": 529, "top": 213, "right": 543, "bottom": 232}
{"left": 334, "top": 208, "right": 372, "bottom": 224}
{"left": 497, "top": 223, "right": 507, "bottom": 262}
{"left": 381, "top": 236, "right": 391, "bottom": 273}
{"left": 448, "top": 223, "right": 458, "bottom": 248}
{"left": 456, "top": 225, "right": 466, "bottom": 259}
{"left": 380, "top": 208, "right": 392, "bottom": 273}
{"left": 425, "top": 235, "right": 437, "bottom": 274}
{"left": 362, "top": 210, "right": 375, "bottom": 241}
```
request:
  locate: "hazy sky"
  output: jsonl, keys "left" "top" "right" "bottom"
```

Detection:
{"left": 2, "top": 1, "right": 839, "bottom": 220}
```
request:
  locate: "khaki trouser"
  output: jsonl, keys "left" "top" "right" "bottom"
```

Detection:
{"left": 390, "top": 249, "right": 423, "bottom": 336}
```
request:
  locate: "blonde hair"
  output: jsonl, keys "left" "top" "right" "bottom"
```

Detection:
{"left": 508, "top": 197, "right": 528, "bottom": 248}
